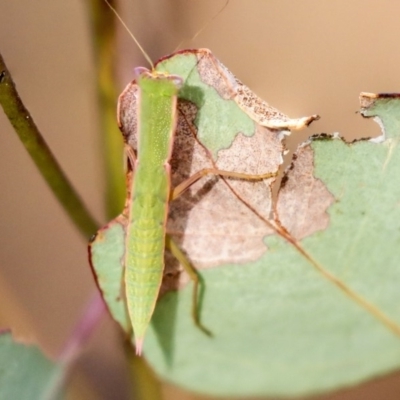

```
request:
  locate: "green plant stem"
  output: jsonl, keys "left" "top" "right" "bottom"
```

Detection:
{"left": 0, "top": 52, "right": 98, "bottom": 239}
{"left": 88, "top": 0, "right": 125, "bottom": 219}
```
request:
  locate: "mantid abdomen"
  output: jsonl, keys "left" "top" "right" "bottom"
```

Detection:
{"left": 125, "top": 184, "right": 169, "bottom": 353}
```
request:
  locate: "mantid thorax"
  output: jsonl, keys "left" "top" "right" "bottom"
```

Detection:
{"left": 117, "top": 68, "right": 184, "bottom": 154}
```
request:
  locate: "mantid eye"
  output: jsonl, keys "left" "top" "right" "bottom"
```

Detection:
{"left": 134, "top": 66, "right": 150, "bottom": 79}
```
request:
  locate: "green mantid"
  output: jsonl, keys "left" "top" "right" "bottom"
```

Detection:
{"left": 90, "top": 0, "right": 319, "bottom": 357}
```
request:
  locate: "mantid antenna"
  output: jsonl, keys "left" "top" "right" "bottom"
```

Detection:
{"left": 103, "top": 0, "right": 154, "bottom": 69}
{"left": 104, "top": 0, "right": 230, "bottom": 66}
{"left": 173, "top": 0, "right": 230, "bottom": 52}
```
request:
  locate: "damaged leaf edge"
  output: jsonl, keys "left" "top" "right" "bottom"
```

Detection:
{"left": 274, "top": 92, "right": 400, "bottom": 341}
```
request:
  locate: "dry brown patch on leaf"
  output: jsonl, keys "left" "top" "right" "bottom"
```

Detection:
{"left": 167, "top": 101, "right": 281, "bottom": 275}
{"left": 118, "top": 81, "right": 138, "bottom": 150}
{"left": 276, "top": 143, "right": 335, "bottom": 239}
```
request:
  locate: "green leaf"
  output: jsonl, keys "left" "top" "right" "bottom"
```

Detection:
{"left": 0, "top": 332, "right": 65, "bottom": 400}
{"left": 90, "top": 50, "right": 400, "bottom": 398}
{"left": 89, "top": 216, "right": 131, "bottom": 335}
{"left": 157, "top": 51, "right": 255, "bottom": 156}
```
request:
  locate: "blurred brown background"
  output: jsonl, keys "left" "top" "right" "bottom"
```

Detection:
{"left": 1, "top": 1, "right": 400, "bottom": 399}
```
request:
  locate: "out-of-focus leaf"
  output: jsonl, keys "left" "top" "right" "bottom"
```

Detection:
{"left": 0, "top": 332, "right": 65, "bottom": 400}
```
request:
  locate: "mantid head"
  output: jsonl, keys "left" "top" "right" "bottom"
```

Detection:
{"left": 134, "top": 67, "right": 183, "bottom": 91}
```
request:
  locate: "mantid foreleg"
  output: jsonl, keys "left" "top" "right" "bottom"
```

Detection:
{"left": 169, "top": 167, "right": 278, "bottom": 334}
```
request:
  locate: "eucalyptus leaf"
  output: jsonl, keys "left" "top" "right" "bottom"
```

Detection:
{"left": 89, "top": 50, "right": 400, "bottom": 398}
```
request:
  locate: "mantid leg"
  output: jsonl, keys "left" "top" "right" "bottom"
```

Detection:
{"left": 165, "top": 234, "right": 212, "bottom": 336}
{"left": 169, "top": 167, "right": 277, "bottom": 334}
{"left": 124, "top": 144, "right": 136, "bottom": 168}
{"left": 171, "top": 167, "right": 277, "bottom": 200}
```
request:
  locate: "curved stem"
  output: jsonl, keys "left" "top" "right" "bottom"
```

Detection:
{"left": 0, "top": 52, "right": 98, "bottom": 238}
